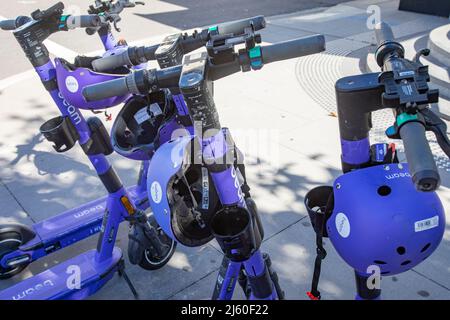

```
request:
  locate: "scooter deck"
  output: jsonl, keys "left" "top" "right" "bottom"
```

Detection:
{"left": 20, "top": 185, "right": 142, "bottom": 251}
{"left": 0, "top": 248, "right": 122, "bottom": 300}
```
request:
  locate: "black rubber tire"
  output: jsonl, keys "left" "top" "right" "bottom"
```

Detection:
{"left": 0, "top": 231, "right": 28, "bottom": 279}
{"left": 137, "top": 215, "right": 177, "bottom": 271}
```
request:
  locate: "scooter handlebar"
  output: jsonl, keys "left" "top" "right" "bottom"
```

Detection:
{"left": 0, "top": 19, "right": 18, "bottom": 30}
{"left": 65, "top": 15, "right": 103, "bottom": 29}
{"left": 0, "top": 16, "right": 32, "bottom": 30}
{"left": 92, "top": 44, "right": 159, "bottom": 71}
{"left": 82, "top": 76, "right": 131, "bottom": 102}
{"left": 261, "top": 34, "right": 325, "bottom": 64}
{"left": 399, "top": 121, "right": 440, "bottom": 191}
{"left": 84, "top": 35, "right": 326, "bottom": 101}
{"left": 374, "top": 22, "right": 395, "bottom": 46}
{"left": 215, "top": 15, "right": 266, "bottom": 35}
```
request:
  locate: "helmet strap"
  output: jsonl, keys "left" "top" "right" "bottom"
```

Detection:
{"left": 307, "top": 192, "right": 334, "bottom": 300}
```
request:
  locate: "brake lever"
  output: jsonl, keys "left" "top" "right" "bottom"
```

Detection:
{"left": 413, "top": 48, "right": 430, "bottom": 64}
{"left": 421, "top": 108, "right": 450, "bottom": 158}
{"left": 112, "top": 15, "right": 122, "bottom": 32}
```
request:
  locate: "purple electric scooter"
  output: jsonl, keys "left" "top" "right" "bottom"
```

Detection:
{"left": 304, "top": 22, "right": 450, "bottom": 300}
{"left": 0, "top": 1, "right": 180, "bottom": 285}
{"left": 0, "top": 2, "right": 276, "bottom": 299}
{"left": 84, "top": 27, "right": 326, "bottom": 299}
{"left": 0, "top": 1, "right": 180, "bottom": 300}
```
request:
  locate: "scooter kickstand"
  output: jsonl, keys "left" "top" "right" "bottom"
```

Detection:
{"left": 118, "top": 259, "right": 140, "bottom": 299}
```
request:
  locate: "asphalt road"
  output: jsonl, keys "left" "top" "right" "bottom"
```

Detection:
{"left": 0, "top": 0, "right": 349, "bottom": 81}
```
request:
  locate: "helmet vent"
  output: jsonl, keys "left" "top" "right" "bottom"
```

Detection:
{"left": 401, "top": 260, "right": 411, "bottom": 266}
{"left": 396, "top": 246, "right": 406, "bottom": 255}
{"left": 421, "top": 243, "right": 431, "bottom": 253}
{"left": 374, "top": 260, "right": 387, "bottom": 265}
{"left": 377, "top": 185, "right": 391, "bottom": 196}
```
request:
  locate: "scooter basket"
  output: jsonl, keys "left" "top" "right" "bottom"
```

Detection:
{"left": 210, "top": 206, "right": 262, "bottom": 262}
{"left": 40, "top": 116, "right": 79, "bottom": 153}
{"left": 304, "top": 186, "right": 333, "bottom": 237}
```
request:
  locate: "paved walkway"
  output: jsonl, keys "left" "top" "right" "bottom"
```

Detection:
{"left": 0, "top": 0, "right": 449, "bottom": 299}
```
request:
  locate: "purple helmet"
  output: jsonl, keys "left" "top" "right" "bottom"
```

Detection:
{"left": 146, "top": 135, "right": 222, "bottom": 246}
{"left": 327, "top": 163, "right": 445, "bottom": 276}
{"left": 55, "top": 47, "right": 131, "bottom": 110}
{"left": 111, "top": 90, "right": 185, "bottom": 161}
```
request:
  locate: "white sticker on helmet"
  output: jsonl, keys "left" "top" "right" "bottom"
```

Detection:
{"left": 150, "top": 181, "right": 163, "bottom": 204}
{"left": 65, "top": 76, "right": 79, "bottom": 93}
{"left": 414, "top": 216, "right": 439, "bottom": 232}
{"left": 149, "top": 103, "right": 163, "bottom": 117}
{"left": 335, "top": 212, "right": 350, "bottom": 238}
{"left": 134, "top": 107, "right": 151, "bottom": 124}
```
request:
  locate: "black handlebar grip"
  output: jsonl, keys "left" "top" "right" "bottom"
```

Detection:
{"left": 92, "top": 51, "right": 132, "bottom": 72}
{"left": 374, "top": 22, "right": 404, "bottom": 67}
{"left": 82, "top": 77, "right": 130, "bottom": 102}
{"left": 142, "top": 44, "right": 159, "bottom": 61}
{"left": 66, "top": 15, "right": 102, "bottom": 29}
{"left": 374, "top": 22, "right": 395, "bottom": 47}
{"left": 0, "top": 19, "right": 18, "bottom": 30}
{"left": 262, "top": 34, "right": 325, "bottom": 64}
{"left": 92, "top": 44, "right": 160, "bottom": 71}
{"left": 399, "top": 121, "right": 440, "bottom": 191}
{"left": 0, "top": 16, "right": 32, "bottom": 30}
{"left": 216, "top": 15, "right": 266, "bottom": 35}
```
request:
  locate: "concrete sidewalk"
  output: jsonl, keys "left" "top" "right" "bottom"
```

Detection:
{"left": 0, "top": 0, "right": 449, "bottom": 299}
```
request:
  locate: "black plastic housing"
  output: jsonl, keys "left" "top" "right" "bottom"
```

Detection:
{"left": 210, "top": 206, "right": 262, "bottom": 262}
{"left": 81, "top": 117, "right": 114, "bottom": 156}
{"left": 40, "top": 116, "right": 79, "bottom": 153}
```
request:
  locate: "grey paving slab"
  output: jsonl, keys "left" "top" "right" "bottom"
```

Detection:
{"left": 92, "top": 237, "right": 224, "bottom": 300}
{"left": 259, "top": 24, "right": 316, "bottom": 44}
{"left": 346, "top": 14, "right": 449, "bottom": 44}
{"left": 269, "top": 0, "right": 448, "bottom": 43}
{"left": 267, "top": 4, "right": 370, "bottom": 38}
{"left": 277, "top": 115, "right": 343, "bottom": 170}
{"left": 208, "top": 144, "right": 340, "bottom": 252}
{"left": 0, "top": 183, "right": 32, "bottom": 225}
{"left": 169, "top": 266, "right": 246, "bottom": 300}
{"left": 413, "top": 189, "right": 450, "bottom": 290}
{"left": 214, "top": 57, "right": 333, "bottom": 123}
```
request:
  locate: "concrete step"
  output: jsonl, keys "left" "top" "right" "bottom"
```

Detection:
{"left": 430, "top": 97, "right": 450, "bottom": 122}
{"left": 420, "top": 54, "right": 450, "bottom": 100}
{"left": 428, "top": 23, "right": 450, "bottom": 67}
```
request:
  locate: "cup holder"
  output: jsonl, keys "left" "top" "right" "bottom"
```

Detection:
{"left": 40, "top": 116, "right": 79, "bottom": 153}
{"left": 304, "top": 186, "right": 334, "bottom": 237}
{"left": 211, "top": 206, "right": 262, "bottom": 262}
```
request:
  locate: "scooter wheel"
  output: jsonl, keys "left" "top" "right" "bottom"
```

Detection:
{"left": 134, "top": 215, "right": 177, "bottom": 271}
{"left": 0, "top": 230, "right": 28, "bottom": 279}
{"left": 140, "top": 239, "right": 176, "bottom": 270}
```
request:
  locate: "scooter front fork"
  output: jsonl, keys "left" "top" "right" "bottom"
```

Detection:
{"left": 213, "top": 251, "right": 282, "bottom": 300}
{"left": 243, "top": 250, "right": 279, "bottom": 300}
